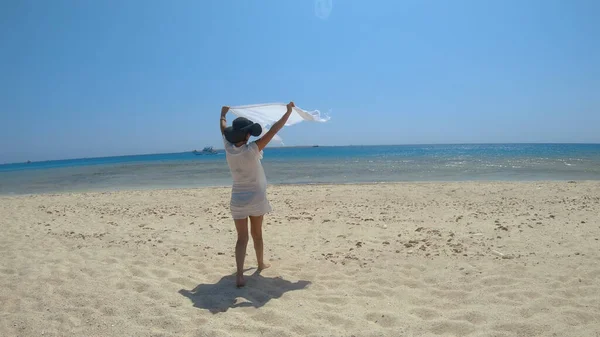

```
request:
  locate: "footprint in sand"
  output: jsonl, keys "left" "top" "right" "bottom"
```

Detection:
{"left": 492, "top": 322, "right": 546, "bottom": 336}
{"left": 150, "top": 269, "right": 170, "bottom": 278}
{"left": 133, "top": 281, "right": 149, "bottom": 293}
{"left": 316, "top": 296, "right": 348, "bottom": 305}
{"left": 129, "top": 267, "right": 147, "bottom": 277}
{"left": 114, "top": 282, "right": 127, "bottom": 290}
{"left": 409, "top": 307, "right": 441, "bottom": 320}
{"left": 0, "top": 268, "right": 16, "bottom": 275}
{"left": 560, "top": 310, "right": 599, "bottom": 325}
{"left": 430, "top": 289, "right": 470, "bottom": 301}
{"left": 0, "top": 297, "right": 21, "bottom": 313}
{"left": 428, "top": 320, "right": 476, "bottom": 335}
{"left": 168, "top": 277, "right": 195, "bottom": 288}
{"left": 450, "top": 311, "right": 488, "bottom": 325}
{"left": 103, "top": 257, "right": 119, "bottom": 264}
{"left": 365, "top": 312, "right": 399, "bottom": 328}
{"left": 314, "top": 312, "right": 355, "bottom": 328}
{"left": 99, "top": 305, "right": 117, "bottom": 316}
{"left": 132, "top": 260, "right": 148, "bottom": 267}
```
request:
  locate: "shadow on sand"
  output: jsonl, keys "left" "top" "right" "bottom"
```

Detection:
{"left": 178, "top": 269, "right": 310, "bottom": 314}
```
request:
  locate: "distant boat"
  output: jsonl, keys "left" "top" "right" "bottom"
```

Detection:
{"left": 193, "top": 146, "right": 218, "bottom": 155}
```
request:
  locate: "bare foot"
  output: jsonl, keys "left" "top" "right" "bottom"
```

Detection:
{"left": 258, "top": 262, "right": 271, "bottom": 271}
{"left": 236, "top": 274, "right": 246, "bottom": 288}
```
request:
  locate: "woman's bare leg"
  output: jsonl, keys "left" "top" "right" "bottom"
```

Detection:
{"left": 234, "top": 218, "right": 249, "bottom": 287}
{"left": 250, "top": 215, "right": 270, "bottom": 270}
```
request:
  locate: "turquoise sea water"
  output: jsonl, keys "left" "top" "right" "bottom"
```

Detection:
{"left": 1, "top": 144, "right": 600, "bottom": 195}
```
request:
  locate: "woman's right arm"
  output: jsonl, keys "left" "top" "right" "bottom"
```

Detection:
{"left": 255, "top": 101, "right": 295, "bottom": 151}
{"left": 219, "top": 106, "right": 229, "bottom": 135}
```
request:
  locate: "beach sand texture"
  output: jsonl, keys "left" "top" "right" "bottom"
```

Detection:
{"left": 1, "top": 182, "right": 599, "bottom": 336}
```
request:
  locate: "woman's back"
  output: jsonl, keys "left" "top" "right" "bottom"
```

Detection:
{"left": 223, "top": 138, "right": 269, "bottom": 218}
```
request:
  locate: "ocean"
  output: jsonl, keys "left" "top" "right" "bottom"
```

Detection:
{"left": 1, "top": 144, "right": 600, "bottom": 195}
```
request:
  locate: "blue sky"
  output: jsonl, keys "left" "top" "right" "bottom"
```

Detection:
{"left": 1, "top": 0, "right": 599, "bottom": 163}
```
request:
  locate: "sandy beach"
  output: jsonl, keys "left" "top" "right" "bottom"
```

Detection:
{"left": 1, "top": 182, "right": 599, "bottom": 337}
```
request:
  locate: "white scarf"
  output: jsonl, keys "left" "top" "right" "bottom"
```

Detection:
{"left": 229, "top": 103, "right": 330, "bottom": 144}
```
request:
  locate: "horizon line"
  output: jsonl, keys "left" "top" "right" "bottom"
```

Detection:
{"left": 1, "top": 141, "right": 600, "bottom": 166}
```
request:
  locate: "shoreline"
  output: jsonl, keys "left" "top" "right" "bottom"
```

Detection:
{"left": 0, "top": 179, "right": 592, "bottom": 197}
{"left": 3, "top": 143, "right": 599, "bottom": 195}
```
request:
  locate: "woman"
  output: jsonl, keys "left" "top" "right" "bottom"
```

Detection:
{"left": 220, "top": 101, "right": 295, "bottom": 287}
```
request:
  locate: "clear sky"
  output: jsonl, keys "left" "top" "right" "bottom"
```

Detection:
{"left": 1, "top": 0, "right": 599, "bottom": 163}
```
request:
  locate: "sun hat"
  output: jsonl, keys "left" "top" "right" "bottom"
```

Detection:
{"left": 224, "top": 117, "right": 262, "bottom": 143}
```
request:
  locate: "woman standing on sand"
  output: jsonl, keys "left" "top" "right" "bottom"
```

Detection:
{"left": 220, "top": 102, "right": 295, "bottom": 287}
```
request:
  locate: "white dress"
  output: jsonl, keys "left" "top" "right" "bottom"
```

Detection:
{"left": 223, "top": 137, "right": 272, "bottom": 219}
